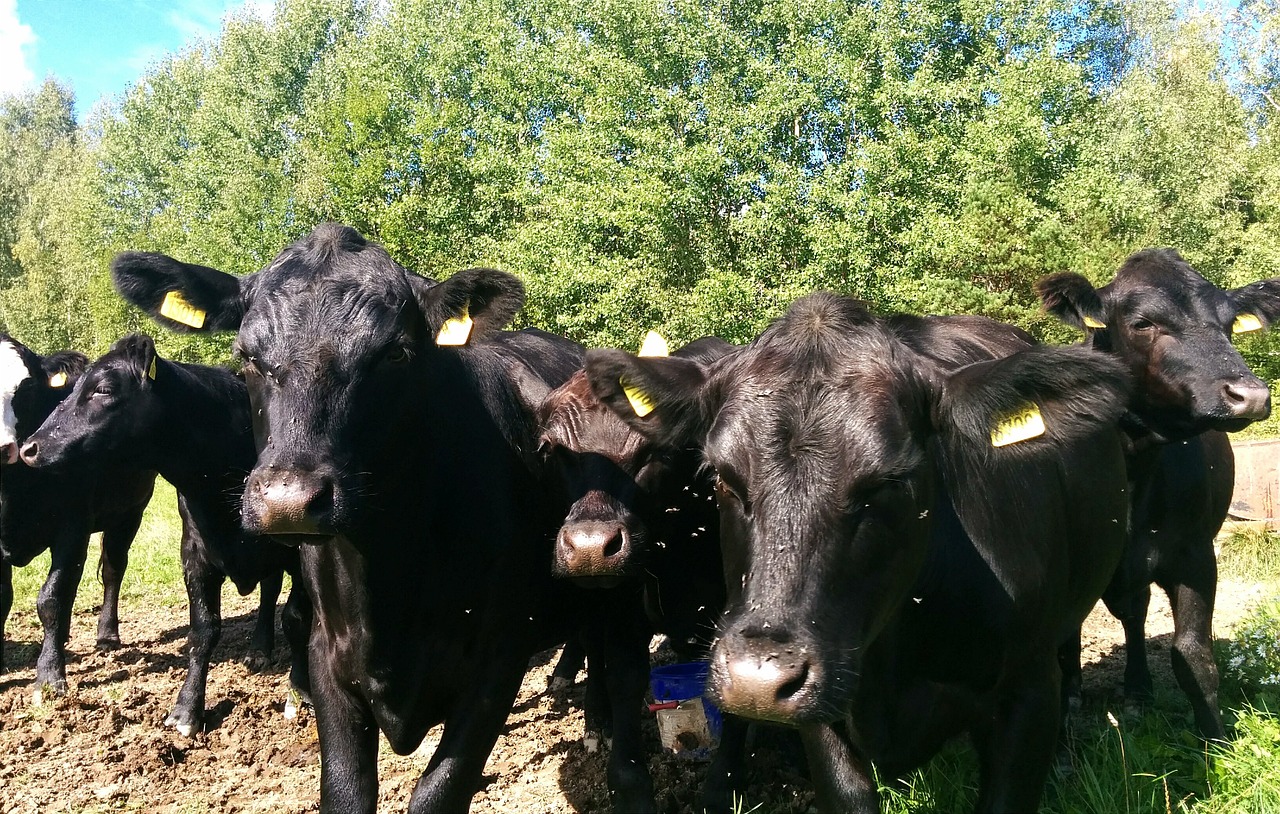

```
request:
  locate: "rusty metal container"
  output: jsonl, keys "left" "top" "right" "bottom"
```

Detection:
{"left": 1229, "top": 437, "right": 1280, "bottom": 522}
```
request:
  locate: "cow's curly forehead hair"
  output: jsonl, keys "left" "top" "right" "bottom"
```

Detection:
{"left": 240, "top": 224, "right": 421, "bottom": 355}
{"left": 706, "top": 293, "right": 932, "bottom": 498}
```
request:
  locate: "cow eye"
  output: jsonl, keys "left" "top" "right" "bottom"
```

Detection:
{"left": 714, "top": 475, "right": 748, "bottom": 512}
{"left": 384, "top": 346, "right": 411, "bottom": 365}
{"left": 241, "top": 356, "right": 261, "bottom": 376}
{"left": 1131, "top": 318, "right": 1155, "bottom": 332}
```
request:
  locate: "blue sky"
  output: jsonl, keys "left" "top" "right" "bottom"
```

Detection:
{"left": 1, "top": 0, "right": 272, "bottom": 117}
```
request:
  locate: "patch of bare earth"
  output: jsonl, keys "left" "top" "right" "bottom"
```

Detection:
{"left": 0, "top": 576, "right": 1269, "bottom": 814}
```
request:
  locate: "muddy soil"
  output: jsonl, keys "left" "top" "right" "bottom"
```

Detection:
{"left": 0, "top": 577, "right": 1268, "bottom": 814}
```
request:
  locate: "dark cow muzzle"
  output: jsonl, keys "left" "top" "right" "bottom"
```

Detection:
{"left": 1221, "top": 377, "right": 1271, "bottom": 421}
{"left": 553, "top": 520, "right": 631, "bottom": 579}
{"left": 244, "top": 466, "right": 336, "bottom": 540}
{"left": 711, "top": 626, "right": 819, "bottom": 723}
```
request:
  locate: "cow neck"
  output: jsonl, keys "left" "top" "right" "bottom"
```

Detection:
{"left": 147, "top": 359, "right": 255, "bottom": 494}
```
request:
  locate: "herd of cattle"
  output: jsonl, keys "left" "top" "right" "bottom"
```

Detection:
{"left": 0, "top": 221, "right": 1277, "bottom": 813}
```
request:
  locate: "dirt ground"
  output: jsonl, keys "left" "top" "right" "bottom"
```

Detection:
{"left": 0, "top": 575, "right": 1270, "bottom": 814}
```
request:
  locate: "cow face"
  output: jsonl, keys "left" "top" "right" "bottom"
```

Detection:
{"left": 112, "top": 223, "right": 523, "bottom": 542}
{"left": 585, "top": 293, "right": 1130, "bottom": 724}
{"left": 538, "top": 371, "right": 676, "bottom": 583}
{"left": 19, "top": 335, "right": 164, "bottom": 471}
{"left": 1038, "top": 249, "right": 1280, "bottom": 439}
{"left": 0, "top": 335, "right": 84, "bottom": 465}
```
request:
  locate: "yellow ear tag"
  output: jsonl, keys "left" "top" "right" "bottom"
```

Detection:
{"left": 147, "top": 357, "right": 157, "bottom": 381}
{"left": 48, "top": 371, "right": 68, "bottom": 388}
{"left": 436, "top": 301, "right": 474, "bottom": 346}
{"left": 990, "top": 402, "right": 1046, "bottom": 448}
{"left": 1233, "top": 313, "right": 1263, "bottom": 334}
{"left": 159, "top": 290, "right": 207, "bottom": 329}
{"left": 1083, "top": 316, "right": 1106, "bottom": 329}
{"left": 621, "top": 377, "right": 656, "bottom": 417}
{"left": 638, "top": 331, "right": 670, "bottom": 357}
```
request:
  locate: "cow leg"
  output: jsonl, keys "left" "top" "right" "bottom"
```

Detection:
{"left": 313, "top": 665, "right": 379, "bottom": 814}
{"left": 582, "top": 645, "right": 611, "bottom": 752}
{"left": 280, "top": 573, "right": 313, "bottom": 719}
{"left": 970, "top": 672, "right": 1059, "bottom": 813}
{"left": 408, "top": 653, "right": 530, "bottom": 813}
{"left": 700, "top": 713, "right": 750, "bottom": 814}
{"left": 1103, "top": 584, "right": 1153, "bottom": 707}
{"left": 96, "top": 513, "right": 141, "bottom": 650}
{"left": 166, "top": 531, "right": 223, "bottom": 737}
{"left": 1057, "top": 628, "right": 1084, "bottom": 713}
{"left": 1162, "top": 559, "right": 1224, "bottom": 740}
{"left": 799, "top": 721, "right": 879, "bottom": 814}
{"left": 0, "top": 555, "right": 11, "bottom": 672}
{"left": 33, "top": 530, "right": 91, "bottom": 698}
{"left": 245, "top": 569, "right": 282, "bottom": 671}
{"left": 599, "top": 614, "right": 656, "bottom": 813}
{"left": 549, "top": 637, "right": 586, "bottom": 691}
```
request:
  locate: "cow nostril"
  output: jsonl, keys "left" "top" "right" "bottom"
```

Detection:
{"left": 602, "top": 526, "right": 627, "bottom": 559}
{"left": 17, "top": 441, "right": 36, "bottom": 465}
{"left": 776, "top": 659, "right": 810, "bottom": 702}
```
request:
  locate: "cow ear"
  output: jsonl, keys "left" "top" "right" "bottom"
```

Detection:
{"left": 416, "top": 267, "right": 524, "bottom": 346}
{"left": 114, "top": 334, "right": 159, "bottom": 384}
{"left": 584, "top": 348, "right": 714, "bottom": 450}
{"left": 938, "top": 345, "right": 1131, "bottom": 451}
{"left": 112, "top": 251, "right": 245, "bottom": 333}
{"left": 1227, "top": 278, "right": 1280, "bottom": 334}
{"left": 40, "top": 351, "right": 88, "bottom": 389}
{"left": 1036, "top": 272, "right": 1108, "bottom": 332}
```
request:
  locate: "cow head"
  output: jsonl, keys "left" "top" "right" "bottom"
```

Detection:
{"left": 537, "top": 337, "right": 734, "bottom": 584}
{"left": 585, "top": 293, "right": 1130, "bottom": 724}
{"left": 111, "top": 223, "right": 524, "bottom": 542}
{"left": 1038, "top": 249, "right": 1280, "bottom": 439}
{"left": 19, "top": 334, "right": 167, "bottom": 471}
{"left": 0, "top": 334, "right": 86, "bottom": 465}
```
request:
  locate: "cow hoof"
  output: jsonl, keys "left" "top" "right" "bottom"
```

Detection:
{"left": 31, "top": 679, "right": 67, "bottom": 705}
{"left": 96, "top": 636, "right": 123, "bottom": 652}
{"left": 164, "top": 711, "right": 200, "bottom": 737}
{"left": 1067, "top": 694, "right": 1082, "bottom": 713}
{"left": 584, "top": 730, "right": 601, "bottom": 753}
{"left": 242, "top": 651, "right": 271, "bottom": 673}
{"left": 548, "top": 676, "right": 573, "bottom": 693}
{"left": 284, "top": 689, "right": 309, "bottom": 720}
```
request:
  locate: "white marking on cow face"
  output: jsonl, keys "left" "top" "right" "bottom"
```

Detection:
{"left": 0, "top": 340, "right": 34, "bottom": 462}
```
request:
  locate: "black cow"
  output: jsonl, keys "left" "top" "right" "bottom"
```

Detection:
{"left": 111, "top": 223, "right": 584, "bottom": 813}
{"left": 585, "top": 293, "right": 1133, "bottom": 812}
{"left": 20, "top": 333, "right": 311, "bottom": 735}
{"left": 536, "top": 336, "right": 733, "bottom": 812}
{"left": 0, "top": 334, "right": 155, "bottom": 696}
{"left": 1038, "top": 248, "right": 1280, "bottom": 739}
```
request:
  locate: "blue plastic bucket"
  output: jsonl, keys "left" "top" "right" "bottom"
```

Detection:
{"left": 649, "top": 661, "right": 722, "bottom": 737}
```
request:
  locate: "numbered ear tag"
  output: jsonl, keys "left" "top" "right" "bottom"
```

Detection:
{"left": 48, "top": 371, "right": 68, "bottom": 388}
{"left": 147, "top": 357, "right": 157, "bottom": 381}
{"left": 436, "top": 301, "right": 474, "bottom": 346}
{"left": 159, "top": 290, "right": 207, "bottom": 329}
{"left": 990, "top": 403, "right": 1046, "bottom": 448}
{"left": 638, "top": 331, "right": 669, "bottom": 357}
{"left": 622, "top": 377, "right": 656, "bottom": 417}
{"left": 1083, "top": 316, "right": 1106, "bottom": 329}
{"left": 1233, "top": 313, "right": 1263, "bottom": 334}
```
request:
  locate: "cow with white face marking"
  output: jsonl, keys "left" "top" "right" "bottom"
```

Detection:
{"left": 0, "top": 334, "right": 156, "bottom": 696}
{"left": 584, "top": 293, "right": 1133, "bottom": 813}
{"left": 111, "top": 223, "right": 585, "bottom": 813}
{"left": 1039, "top": 249, "right": 1280, "bottom": 739}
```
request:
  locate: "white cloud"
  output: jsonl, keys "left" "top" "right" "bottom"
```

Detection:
{"left": 164, "top": 0, "right": 274, "bottom": 44}
{"left": 0, "top": 0, "right": 36, "bottom": 98}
